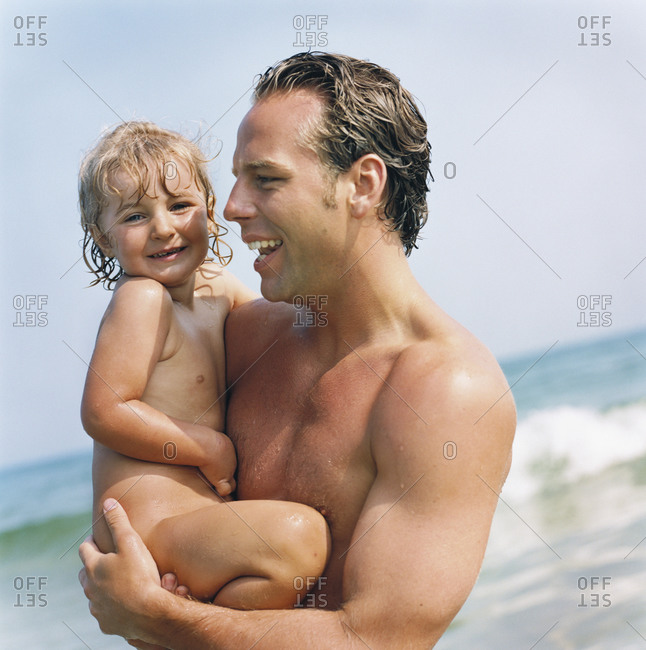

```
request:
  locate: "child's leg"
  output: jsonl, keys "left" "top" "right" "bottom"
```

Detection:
{"left": 149, "top": 499, "right": 331, "bottom": 608}
{"left": 91, "top": 444, "right": 330, "bottom": 609}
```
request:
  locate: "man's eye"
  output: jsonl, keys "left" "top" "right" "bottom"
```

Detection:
{"left": 257, "top": 176, "right": 278, "bottom": 186}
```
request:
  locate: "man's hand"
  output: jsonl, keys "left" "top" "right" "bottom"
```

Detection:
{"left": 78, "top": 498, "right": 164, "bottom": 641}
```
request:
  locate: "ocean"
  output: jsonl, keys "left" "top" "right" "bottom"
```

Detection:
{"left": 2, "top": 329, "right": 645, "bottom": 649}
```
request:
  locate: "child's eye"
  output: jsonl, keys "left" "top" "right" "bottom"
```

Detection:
{"left": 124, "top": 213, "right": 145, "bottom": 223}
{"left": 171, "top": 202, "right": 191, "bottom": 211}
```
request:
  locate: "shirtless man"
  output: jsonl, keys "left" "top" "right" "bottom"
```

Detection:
{"left": 79, "top": 52, "right": 516, "bottom": 649}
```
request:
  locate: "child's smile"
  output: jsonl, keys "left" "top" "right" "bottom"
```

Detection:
{"left": 97, "top": 160, "right": 210, "bottom": 300}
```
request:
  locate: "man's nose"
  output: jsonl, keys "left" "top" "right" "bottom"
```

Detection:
{"left": 223, "top": 179, "right": 255, "bottom": 222}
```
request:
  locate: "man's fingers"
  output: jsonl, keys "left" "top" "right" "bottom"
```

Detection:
{"left": 78, "top": 534, "right": 99, "bottom": 568}
{"left": 101, "top": 498, "right": 135, "bottom": 552}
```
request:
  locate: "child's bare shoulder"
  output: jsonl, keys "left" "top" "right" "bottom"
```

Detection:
{"left": 102, "top": 276, "right": 180, "bottom": 361}
{"left": 102, "top": 276, "right": 174, "bottom": 327}
{"left": 111, "top": 275, "right": 173, "bottom": 307}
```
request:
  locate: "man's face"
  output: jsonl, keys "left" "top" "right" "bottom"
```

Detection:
{"left": 224, "top": 91, "right": 351, "bottom": 303}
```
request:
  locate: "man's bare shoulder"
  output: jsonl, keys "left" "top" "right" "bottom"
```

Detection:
{"left": 406, "top": 325, "right": 508, "bottom": 394}
{"left": 373, "top": 315, "right": 516, "bottom": 478}
{"left": 225, "top": 299, "right": 295, "bottom": 375}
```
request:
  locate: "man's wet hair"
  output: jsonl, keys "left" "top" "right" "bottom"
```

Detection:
{"left": 254, "top": 52, "right": 433, "bottom": 254}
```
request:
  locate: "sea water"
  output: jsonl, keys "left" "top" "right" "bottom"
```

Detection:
{"left": 1, "top": 329, "right": 645, "bottom": 648}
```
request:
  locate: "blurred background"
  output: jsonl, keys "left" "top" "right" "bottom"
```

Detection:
{"left": 1, "top": 1, "right": 644, "bottom": 647}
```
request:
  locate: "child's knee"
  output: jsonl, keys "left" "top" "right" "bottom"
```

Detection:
{"left": 276, "top": 505, "right": 331, "bottom": 577}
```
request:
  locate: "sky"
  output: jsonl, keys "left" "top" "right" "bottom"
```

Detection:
{"left": 1, "top": 0, "right": 644, "bottom": 469}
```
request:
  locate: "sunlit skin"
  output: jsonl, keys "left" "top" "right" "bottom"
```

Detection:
{"left": 82, "top": 160, "right": 330, "bottom": 606}
{"left": 79, "top": 92, "right": 516, "bottom": 649}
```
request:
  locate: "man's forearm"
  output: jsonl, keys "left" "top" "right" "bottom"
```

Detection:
{"left": 144, "top": 592, "right": 354, "bottom": 650}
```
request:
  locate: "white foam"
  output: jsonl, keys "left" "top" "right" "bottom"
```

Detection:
{"left": 502, "top": 400, "right": 646, "bottom": 503}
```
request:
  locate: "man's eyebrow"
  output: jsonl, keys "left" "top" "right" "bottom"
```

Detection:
{"left": 231, "top": 159, "right": 290, "bottom": 176}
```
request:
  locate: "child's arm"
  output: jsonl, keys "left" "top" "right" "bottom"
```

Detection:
{"left": 196, "top": 263, "right": 259, "bottom": 310}
{"left": 225, "top": 269, "right": 260, "bottom": 310}
{"left": 81, "top": 277, "right": 236, "bottom": 495}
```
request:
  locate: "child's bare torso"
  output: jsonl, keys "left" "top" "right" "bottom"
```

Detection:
{"left": 92, "top": 283, "right": 230, "bottom": 550}
{"left": 142, "top": 295, "right": 227, "bottom": 431}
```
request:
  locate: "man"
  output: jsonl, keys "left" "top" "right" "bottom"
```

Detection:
{"left": 79, "top": 52, "right": 516, "bottom": 649}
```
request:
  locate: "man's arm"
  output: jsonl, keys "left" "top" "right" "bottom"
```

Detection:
{"left": 81, "top": 276, "right": 236, "bottom": 491}
{"left": 79, "top": 344, "right": 515, "bottom": 649}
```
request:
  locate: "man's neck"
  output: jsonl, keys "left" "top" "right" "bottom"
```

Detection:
{"left": 302, "top": 242, "right": 430, "bottom": 356}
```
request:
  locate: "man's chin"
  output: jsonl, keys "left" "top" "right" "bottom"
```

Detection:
{"left": 259, "top": 278, "right": 292, "bottom": 304}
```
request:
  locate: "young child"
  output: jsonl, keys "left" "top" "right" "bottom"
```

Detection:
{"left": 78, "top": 121, "right": 329, "bottom": 607}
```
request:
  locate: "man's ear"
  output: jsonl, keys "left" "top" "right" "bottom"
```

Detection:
{"left": 90, "top": 224, "right": 114, "bottom": 257}
{"left": 348, "top": 154, "right": 387, "bottom": 219}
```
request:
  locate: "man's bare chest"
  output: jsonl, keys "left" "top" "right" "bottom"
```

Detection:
{"left": 226, "top": 353, "right": 391, "bottom": 533}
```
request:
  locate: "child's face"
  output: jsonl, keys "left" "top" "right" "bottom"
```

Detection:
{"left": 96, "top": 160, "right": 211, "bottom": 290}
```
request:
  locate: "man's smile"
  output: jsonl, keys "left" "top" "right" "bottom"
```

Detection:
{"left": 247, "top": 239, "right": 283, "bottom": 261}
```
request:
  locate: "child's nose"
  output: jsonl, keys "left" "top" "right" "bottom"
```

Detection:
{"left": 151, "top": 212, "right": 176, "bottom": 238}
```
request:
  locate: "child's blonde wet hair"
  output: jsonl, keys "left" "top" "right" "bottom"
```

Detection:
{"left": 79, "top": 121, "right": 231, "bottom": 289}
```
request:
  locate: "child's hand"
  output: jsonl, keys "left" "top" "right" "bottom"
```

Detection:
{"left": 199, "top": 433, "right": 237, "bottom": 497}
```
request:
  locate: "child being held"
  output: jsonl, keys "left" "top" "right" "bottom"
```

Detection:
{"left": 79, "top": 121, "right": 329, "bottom": 607}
